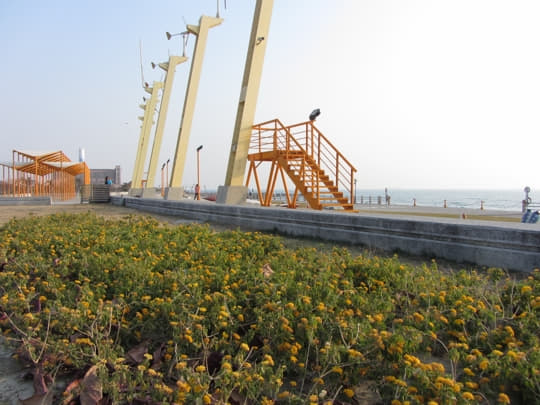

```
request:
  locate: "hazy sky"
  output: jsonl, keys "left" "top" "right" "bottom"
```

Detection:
{"left": 1, "top": 1, "right": 539, "bottom": 192}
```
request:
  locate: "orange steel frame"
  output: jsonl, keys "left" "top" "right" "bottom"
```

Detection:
{"left": 245, "top": 119, "right": 356, "bottom": 210}
{"left": 0, "top": 150, "right": 90, "bottom": 200}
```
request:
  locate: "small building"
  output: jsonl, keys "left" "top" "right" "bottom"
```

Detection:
{"left": 90, "top": 165, "right": 121, "bottom": 185}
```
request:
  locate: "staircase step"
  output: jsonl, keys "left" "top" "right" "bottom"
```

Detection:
{"left": 321, "top": 203, "right": 357, "bottom": 212}
{"left": 252, "top": 119, "right": 356, "bottom": 213}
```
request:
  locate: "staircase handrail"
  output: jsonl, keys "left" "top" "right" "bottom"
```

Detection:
{"left": 251, "top": 118, "right": 304, "bottom": 156}
{"left": 287, "top": 121, "right": 357, "bottom": 205}
{"left": 251, "top": 119, "right": 321, "bottom": 202}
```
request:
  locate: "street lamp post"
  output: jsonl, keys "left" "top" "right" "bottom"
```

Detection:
{"left": 196, "top": 145, "right": 203, "bottom": 200}
{"left": 166, "top": 159, "right": 170, "bottom": 188}
{"left": 161, "top": 163, "right": 166, "bottom": 197}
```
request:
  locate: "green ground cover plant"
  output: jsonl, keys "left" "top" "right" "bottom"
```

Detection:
{"left": 0, "top": 213, "right": 538, "bottom": 404}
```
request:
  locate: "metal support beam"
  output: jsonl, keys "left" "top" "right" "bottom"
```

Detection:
{"left": 130, "top": 81, "right": 163, "bottom": 196}
{"left": 217, "top": 0, "right": 274, "bottom": 205}
{"left": 143, "top": 56, "right": 188, "bottom": 197}
{"left": 166, "top": 15, "right": 222, "bottom": 200}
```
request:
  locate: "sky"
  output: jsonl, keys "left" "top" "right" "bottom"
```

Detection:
{"left": 1, "top": 0, "right": 539, "bottom": 193}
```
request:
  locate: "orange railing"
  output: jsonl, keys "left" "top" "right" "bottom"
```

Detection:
{"left": 250, "top": 119, "right": 357, "bottom": 205}
{"left": 287, "top": 121, "right": 357, "bottom": 204}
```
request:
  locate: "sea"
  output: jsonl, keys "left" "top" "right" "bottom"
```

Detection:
{"left": 355, "top": 189, "right": 531, "bottom": 212}
{"left": 212, "top": 187, "right": 535, "bottom": 212}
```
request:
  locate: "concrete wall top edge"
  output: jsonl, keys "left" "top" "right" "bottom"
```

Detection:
{"left": 118, "top": 197, "right": 540, "bottom": 248}
{"left": 112, "top": 196, "right": 540, "bottom": 271}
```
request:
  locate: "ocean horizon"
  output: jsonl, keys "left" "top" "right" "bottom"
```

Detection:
{"left": 354, "top": 188, "right": 531, "bottom": 212}
{"left": 200, "top": 187, "right": 536, "bottom": 212}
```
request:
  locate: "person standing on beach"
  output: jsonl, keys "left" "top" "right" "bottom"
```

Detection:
{"left": 385, "top": 188, "right": 391, "bottom": 206}
{"left": 194, "top": 184, "right": 200, "bottom": 200}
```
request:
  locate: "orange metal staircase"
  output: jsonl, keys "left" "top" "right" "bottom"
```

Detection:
{"left": 246, "top": 119, "right": 357, "bottom": 211}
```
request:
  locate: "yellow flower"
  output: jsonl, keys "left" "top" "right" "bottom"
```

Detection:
{"left": 462, "top": 392, "right": 474, "bottom": 400}
{"left": 312, "top": 377, "right": 324, "bottom": 385}
{"left": 521, "top": 285, "right": 532, "bottom": 294}
{"left": 331, "top": 366, "right": 343, "bottom": 375}
{"left": 176, "top": 361, "right": 187, "bottom": 369}
{"left": 176, "top": 380, "right": 191, "bottom": 392}
{"left": 203, "top": 394, "right": 212, "bottom": 404}
{"left": 504, "top": 326, "right": 515, "bottom": 337}
{"left": 195, "top": 365, "right": 206, "bottom": 373}
{"left": 497, "top": 393, "right": 510, "bottom": 404}
{"left": 262, "top": 354, "right": 274, "bottom": 366}
{"left": 465, "top": 382, "right": 479, "bottom": 390}
{"left": 240, "top": 343, "right": 250, "bottom": 352}
{"left": 479, "top": 360, "right": 489, "bottom": 370}
{"left": 413, "top": 312, "right": 424, "bottom": 322}
{"left": 277, "top": 391, "right": 290, "bottom": 399}
{"left": 373, "top": 313, "right": 384, "bottom": 322}
{"left": 343, "top": 388, "right": 354, "bottom": 398}
{"left": 75, "top": 337, "right": 92, "bottom": 346}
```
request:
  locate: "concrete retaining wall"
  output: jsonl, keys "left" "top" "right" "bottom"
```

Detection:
{"left": 0, "top": 196, "right": 52, "bottom": 206}
{"left": 112, "top": 196, "right": 540, "bottom": 272}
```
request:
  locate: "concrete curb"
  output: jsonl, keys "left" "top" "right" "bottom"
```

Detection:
{"left": 0, "top": 196, "right": 52, "bottom": 206}
{"left": 112, "top": 196, "right": 540, "bottom": 272}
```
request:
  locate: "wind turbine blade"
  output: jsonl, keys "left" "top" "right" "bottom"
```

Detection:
{"left": 139, "top": 39, "right": 145, "bottom": 88}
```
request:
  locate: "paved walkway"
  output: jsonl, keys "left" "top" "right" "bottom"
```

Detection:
{"left": 352, "top": 203, "right": 539, "bottom": 230}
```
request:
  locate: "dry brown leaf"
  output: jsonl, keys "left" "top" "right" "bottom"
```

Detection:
{"left": 151, "top": 343, "right": 166, "bottom": 370}
{"left": 80, "top": 365, "right": 103, "bottom": 405}
{"left": 61, "top": 379, "right": 81, "bottom": 405}
{"left": 353, "top": 380, "right": 382, "bottom": 405}
{"left": 261, "top": 263, "right": 273, "bottom": 278}
{"left": 126, "top": 340, "right": 149, "bottom": 364}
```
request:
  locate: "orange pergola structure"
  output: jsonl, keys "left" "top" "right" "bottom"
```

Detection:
{"left": 0, "top": 150, "right": 90, "bottom": 201}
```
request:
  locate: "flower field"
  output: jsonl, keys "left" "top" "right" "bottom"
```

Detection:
{"left": 0, "top": 212, "right": 538, "bottom": 404}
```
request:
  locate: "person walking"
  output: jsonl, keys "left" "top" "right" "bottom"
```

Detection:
{"left": 194, "top": 183, "right": 200, "bottom": 200}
